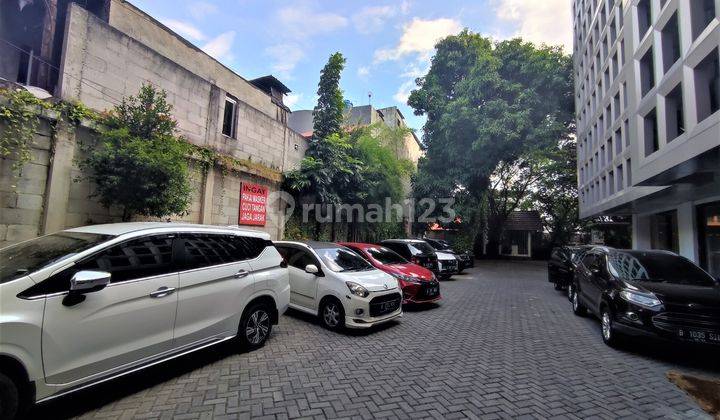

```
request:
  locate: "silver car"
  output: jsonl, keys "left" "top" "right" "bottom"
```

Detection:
{"left": 0, "top": 222, "right": 289, "bottom": 418}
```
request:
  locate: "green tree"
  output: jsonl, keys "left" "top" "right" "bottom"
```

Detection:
{"left": 312, "top": 52, "right": 346, "bottom": 142}
{"left": 408, "top": 32, "right": 574, "bottom": 254}
{"left": 285, "top": 52, "right": 366, "bottom": 240}
{"left": 79, "top": 84, "right": 192, "bottom": 221}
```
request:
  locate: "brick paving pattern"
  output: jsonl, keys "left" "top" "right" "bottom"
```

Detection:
{"left": 34, "top": 261, "right": 719, "bottom": 419}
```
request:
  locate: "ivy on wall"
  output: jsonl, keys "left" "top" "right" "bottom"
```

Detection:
{"left": 0, "top": 88, "right": 97, "bottom": 177}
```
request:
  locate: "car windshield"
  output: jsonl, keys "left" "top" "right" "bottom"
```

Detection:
{"left": 426, "top": 239, "right": 450, "bottom": 250}
{"left": 0, "top": 232, "right": 114, "bottom": 284}
{"left": 608, "top": 251, "right": 716, "bottom": 286}
{"left": 317, "top": 247, "right": 374, "bottom": 272}
{"left": 409, "top": 242, "right": 435, "bottom": 255}
{"left": 367, "top": 247, "right": 407, "bottom": 265}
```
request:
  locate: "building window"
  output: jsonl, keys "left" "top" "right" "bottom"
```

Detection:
{"left": 693, "top": 48, "right": 720, "bottom": 123}
{"left": 690, "top": 0, "right": 717, "bottom": 41}
{"left": 643, "top": 108, "right": 659, "bottom": 156}
{"left": 660, "top": 13, "right": 681, "bottom": 73}
{"left": 609, "top": 170, "right": 615, "bottom": 195}
{"left": 637, "top": 0, "right": 652, "bottom": 38}
{"left": 614, "top": 128, "right": 622, "bottom": 154}
{"left": 222, "top": 96, "right": 238, "bottom": 138}
{"left": 697, "top": 202, "right": 720, "bottom": 278}
{"left": 640, "top": 48, "right": 655, "bottom": 97}
{"left": 623, "top": 119, "right": 630, "bottom": 147}
{"left": 616, "top": 164, "right": 624, "bottom": 191}
{"left": 626, "top": 158, "right": 632, "bottom": 186}
{"left": 664, "top": 83, "right": 685, "bottom": 142}
{"left": 607, "top": 138, "right": 613, "bottom": 163}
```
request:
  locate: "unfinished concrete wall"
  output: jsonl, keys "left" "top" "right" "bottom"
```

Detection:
{"left": 58, "top": 4, "right": 307, "bottom": 174}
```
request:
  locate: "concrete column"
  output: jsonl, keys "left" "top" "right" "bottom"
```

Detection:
{"left": 199, "top": 167, "right": 215, "bottom": 224}
{"left": 632, "top": 213, "right": 652, "bottom": 250}
{"left": 41, "top": 122, "right": 75, "bottom": 234}
{"left": 677, "top": 202, "right": 699, "bottom": 262}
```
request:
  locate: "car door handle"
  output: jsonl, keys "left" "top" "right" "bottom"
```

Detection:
{"left": 150, "top": 287, "right": 176, "bottom": 298}
{"left": 234, "top": 269, "right": 249, "bottom": 279}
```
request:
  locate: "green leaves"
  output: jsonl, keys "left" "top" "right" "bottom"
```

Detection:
{"left": 409, "top": 32, "right": 574, "bottom": 198}
{"left": 312, "top": 52, "right": 346, "bottom": 142}
{"left": 78, "top": 84, "right": 192, "bottom": 221}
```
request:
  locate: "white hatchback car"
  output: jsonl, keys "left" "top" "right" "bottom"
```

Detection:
{"left": 274, "top": 241, "right": 402, "bottom": 330}
{"left": 0, "top": 223, "right": 289, "bottom": 419}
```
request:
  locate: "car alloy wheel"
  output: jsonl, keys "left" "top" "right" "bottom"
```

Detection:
{"left": 567, "top": 284, "right": 574, "bottom": 301}
{"left": 601, "top": 311, "right": 612, "bottom": 341}
{"left": 323, "top": 302, "right": 341, "bottom": 328}
{"left": 601, "top": 308, "right": 620, "bottom": 347}
{"left": 245, "top": 309, "right": 270, "bottom": 345}
{"left": 572, "top": 288, "right": 586, "bottom": 316}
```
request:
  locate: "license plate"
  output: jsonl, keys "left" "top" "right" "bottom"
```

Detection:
{"left": 677, "top": 329, "right": 720, "bottom": 344}
{"left": 426, "top": 287, "right": 438, "bottom": 296}
{"left": 381, "top": 301, "right": 398, "bottom": 311}
{"left": 424, "top": 262, "right": 433, "bottom": 268}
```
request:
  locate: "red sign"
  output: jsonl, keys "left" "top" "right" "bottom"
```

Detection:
{"left": 238, "top": 182, "right": 268, "bottom": 226}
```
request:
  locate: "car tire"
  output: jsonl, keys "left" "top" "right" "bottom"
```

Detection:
{"left": 571, "top": 287, "right": 587, "bottom": 317}
{"left": 601, "top": 307, "right": 622, "bottom": 347}
{"left": 554, "top": 281, "right": 563, "bottom": 291}
{"left": 238, "top": 303, "right": 273, "bottom": 351}
{"left": 0, "top": 372, "right": 19, "bottom": 420}
{"left": 567, "top": 283, "right": 575, "bottom": 301}
{"left": 320, "top": 298, "right": 345, "bottom": 331}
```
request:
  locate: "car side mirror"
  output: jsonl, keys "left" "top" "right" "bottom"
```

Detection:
{"left": 63, "top": 270, "right": 111, "bottom": 307}
{"left": 304, "top": 264, "right": 319, "bottom": 275}
{"left": 71, "top": 270, "right": 111, "bottom": 293}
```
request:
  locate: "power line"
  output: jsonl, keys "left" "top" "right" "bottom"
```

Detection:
{"left": 0, "top": 36, "right": 126, "bottom": 106}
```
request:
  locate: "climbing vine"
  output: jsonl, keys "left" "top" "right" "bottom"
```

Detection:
{"left": 0, "top": 88, "right": 99, "bottom": 177}
{"left": 0, "top": 88, "right": 50, "bottom": 174}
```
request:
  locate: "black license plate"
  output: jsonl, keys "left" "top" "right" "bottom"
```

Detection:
{"left": 425, "top": 287, "right": 438, "bottom": 296}
{"left": 677, "top": 329, "right": 720, "bottom": 344}
{"left": 381, "top": 301, "right": 398, "bottom": 311}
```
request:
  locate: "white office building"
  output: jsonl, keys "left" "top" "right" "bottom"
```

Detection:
{"left": 572, "top": 0, "right": 719, "bottom": 277}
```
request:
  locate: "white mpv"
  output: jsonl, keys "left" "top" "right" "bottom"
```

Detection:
{"left": 0, "top": 223, "right": 289, "bottom": 418}
{"left": 274, "top": 241, "right": 402, "bottom": 330}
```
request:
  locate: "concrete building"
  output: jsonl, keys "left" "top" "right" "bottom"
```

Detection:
{"left": 572, "top": 0, "right": 719, "bottom": 277}
{"left": 0, "top": 0, "right": 307, "bottom": 244}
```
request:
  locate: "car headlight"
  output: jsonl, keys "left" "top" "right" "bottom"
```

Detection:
{"left": 620, "top": 290, "right": 662, "bottom": 308}
{"left": 346, "top": 281, "right": 369, "bottom": 298}
{"left": 391, "top": 273, "right": 421, "bottom": 284}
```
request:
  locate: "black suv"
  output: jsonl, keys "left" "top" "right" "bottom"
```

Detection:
{"left": 548, "top": 245, "right": 592, "bottom": 294}
{"left": 571, "top": 247, "right": 720, "bottom": 347}
{"left": 379, "top": 239, "right": 439, "bottom": 274}
{"left": 424, "top": 238, "right": 474, "bottom": 271}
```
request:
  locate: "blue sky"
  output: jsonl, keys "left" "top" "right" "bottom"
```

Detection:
{"left": 131, "top": 0, "right": 572, "bottom": 132}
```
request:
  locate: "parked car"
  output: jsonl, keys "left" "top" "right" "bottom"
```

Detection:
{"left": 570, "top": 247, "right": 720, "bottom": 347}
{"left": 379, "top": 239, "right": 437, "bottom": 270}
{"left": 379, "top": 239, "right": 457, "bottom": 279}
{"left": 339, "top": 242, "right": 441, "bottom": 305}
{"left": 0, "top": 222, "right": 289, "bottom": 418}
{"left": 423, "top": 238, "right": 474, "bottom": 271}
{"left": 547, "top": 245, "right": 593, "bottom": 293}
{"left": 274, "top": 241, "right": 402, "bottom": 331}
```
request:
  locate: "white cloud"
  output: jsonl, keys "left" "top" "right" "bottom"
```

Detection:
{"left": 373, "top": 17, "right": 462, "bottom": 62}
{"left": 285, "top": 93, "right": 302, "bottom": 109}
{"left": 400, "top": 0, "right": 411, "bottom": 14}
{"left": 265, "top": 43, "right": 305, "bottom": 80}
{"left": 278, "top": 3, "right": 348, "bottom": 39}
{"left": 393, "top": 79, "right": 416, "bottom": 104}
{"left": 202, "top": 31, "right": 236, "bottom": 62}
{"left": 357, "top": 66, "right": 370, "bottom": 78}
{"left": 161, "top": 19, "right": 207, "bottom": 41}
{"left": 352, "top": 5, "right": 396, "bottom": 34}
{"left": 187, "top": 1, "right": 218, "bottom": 20}
{"left": 493, "top": 0, "right": 573, "bottom": 52}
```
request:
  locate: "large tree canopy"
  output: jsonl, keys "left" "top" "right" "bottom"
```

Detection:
{"left": 408, "top": 32, "right": 575, "bottom": 199}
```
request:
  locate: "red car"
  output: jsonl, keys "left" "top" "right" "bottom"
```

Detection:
{"left": 339, "top": 242, "right": 441, "bottom": 305}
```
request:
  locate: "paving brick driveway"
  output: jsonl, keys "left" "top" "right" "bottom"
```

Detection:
{"left": 35, "top": 261, "right": 720, "bottom": 419}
